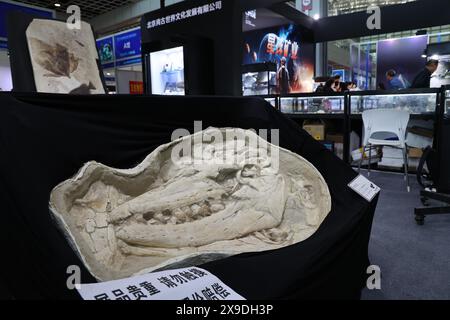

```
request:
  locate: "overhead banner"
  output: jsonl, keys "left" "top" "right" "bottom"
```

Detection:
{"left": 243, "top": 24, "right": 315, "bottom": 93}
{"left": 146, "top": 0, "right": 223, "bottom": 30}
{"left": 377, "top": 35, "right": 428, "bottom": 90}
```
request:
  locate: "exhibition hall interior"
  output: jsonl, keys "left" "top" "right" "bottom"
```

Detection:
{"left": 0, "top": 0, "right": 449, "bottom": 302}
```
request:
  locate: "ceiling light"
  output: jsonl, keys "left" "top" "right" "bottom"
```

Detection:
{"left": 54, "top": 3, "right": 61, "bottom": 7}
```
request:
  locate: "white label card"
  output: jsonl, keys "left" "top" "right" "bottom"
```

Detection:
{"left": 348, "top": 175, "right": 381, "bottom": 202}
{"left": 77, "top": 267, "right": 245, "bottom": 301}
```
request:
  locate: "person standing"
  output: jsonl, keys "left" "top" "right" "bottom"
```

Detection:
{"left": 410, "top": 60, "right": 439, "bottom": 88}
{"left": 277, "top": 57, "right": 291, "bottom": 95}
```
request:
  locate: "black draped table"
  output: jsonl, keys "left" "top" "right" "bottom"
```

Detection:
{"left": 0, "top": 92, "right": 377, "bottom": 299}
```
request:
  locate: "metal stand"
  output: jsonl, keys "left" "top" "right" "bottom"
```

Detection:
{"left": 414, "top": 190, "right": 450, "bottom": 225}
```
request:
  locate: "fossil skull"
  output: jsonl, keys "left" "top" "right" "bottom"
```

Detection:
{"left": 50, "top": 128, "right": 331, "bottom": 281}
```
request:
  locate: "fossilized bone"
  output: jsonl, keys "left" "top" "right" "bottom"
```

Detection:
{"left": 50, "top": 128, "right": 331, "bottom": 281}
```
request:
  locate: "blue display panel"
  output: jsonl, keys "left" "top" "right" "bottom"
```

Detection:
{"left": 96, "top": 27, "right": 142, "bottom": 68}
{"left": 97, "top": 36, "right": 114, "bottom": 65}
{"left": 116, "top": 57, "right": 142, "bottom": 67}
{"left": 114, "top": 28, "right": 141, "bottom": 61}
{"left": 0, "top": 1, "right": 53, "bottom": 39}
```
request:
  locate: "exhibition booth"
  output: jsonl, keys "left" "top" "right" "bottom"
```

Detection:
{"left": 138, "top": 0, "right": 450, "bottom": 175}
{"left": 0, "top": 0, "right": 450, "bottom": 301}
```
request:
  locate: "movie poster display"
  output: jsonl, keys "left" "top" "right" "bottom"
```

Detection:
{"left": 377, "top": 35, "right": 428, "bottom": 90}
{"left": 243, "top": 24, "right": 315, "bottom": 94}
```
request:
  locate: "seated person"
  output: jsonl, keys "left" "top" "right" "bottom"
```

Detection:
{"left": 323, "top": 78, "right": 340, "bottom": 93}
{"left": 386, "top": 70, "right": 408, "bottom": 90}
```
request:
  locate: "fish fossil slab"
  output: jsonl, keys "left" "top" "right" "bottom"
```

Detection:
{"left": 26, "top": 19, "right": 105, "bottom": 94}
{"left": 50, "top": 128, "right": 331, "bottom": 281}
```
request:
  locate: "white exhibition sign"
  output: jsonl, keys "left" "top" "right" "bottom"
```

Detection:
{"left": 348, "top": 175, "right": 381, "bottom": 202}
{"left": 77, "top": 267, "right": 245, "bottom": 300}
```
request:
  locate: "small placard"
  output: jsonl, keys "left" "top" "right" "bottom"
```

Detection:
{"left": 348, "top": 175, "right": 381, "bottom": 202}
{"left": 77, "top": 267, "right": 245, "bottom": 301}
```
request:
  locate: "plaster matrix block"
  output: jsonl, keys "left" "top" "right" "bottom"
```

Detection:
{"left": 50, "top": 128, "right": 331, "bottom": 281}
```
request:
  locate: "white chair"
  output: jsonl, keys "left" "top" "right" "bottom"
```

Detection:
{"left": 358, "top": 109, "right": 411, "bottom": 192}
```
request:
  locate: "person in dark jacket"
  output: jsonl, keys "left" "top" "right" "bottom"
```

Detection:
{"left": 410, "top": 59, "right": 439, "bottom": 88}
{"left": 323, "top": 78, "right": 339, "bottom": 94}
{"left": 277, "top": 57, "right": 291, "bottom": 95}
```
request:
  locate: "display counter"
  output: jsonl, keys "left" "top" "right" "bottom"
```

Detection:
{"left": 242, "top": 63, "right": 277, "bottom": 97}
{"left": 243, "top": 94, "right": 279, "bottom": 109}
{"left": 275, "top": 88, "right": 440, "bottom": 116}
{"left": 273, "top": 88, "right": 444, "bottom": 168}
{"left": 349, "top": 88, "right": 439, "bottom": 120}
{"left": 280, "top": 93, "right": 346, "bottom": 116}
{"left": 264, "top": 95, "right": 278, "bottom": 109}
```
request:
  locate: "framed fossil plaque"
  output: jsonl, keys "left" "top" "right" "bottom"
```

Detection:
{"left": 26, "top": 19, "right": 105, "bottom": 94}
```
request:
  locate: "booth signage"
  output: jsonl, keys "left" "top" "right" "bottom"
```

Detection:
{"left": 129, "top": 81, "right": 144, "bottom": 95}
{"left": 244, "top": 10, "right": 256, "bottom": 27}
{"left": 97, "top": 36, "right": 114, "bottom": 65}
{"left": 146, "top": 0, "right": 222, "bottom": 30}
{"left": 96, "top": 27, "right": 142, "bottom": 68}
{"left": 266, "top": 34, "right": 299, "bottom": 60}
{"left": 114, "top": 28, "right": 141, "bottom": 60}
{"left": 332, "top": 69, "right": 346, "bottom": 81}
{"left": 77, "top": 267, "right": 245, "bottom": 300}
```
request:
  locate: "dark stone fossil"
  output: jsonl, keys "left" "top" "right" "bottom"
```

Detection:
{"left": 29, "top": 38, "right": 79, "bottom": 78}
{"left": 69, "top": 82, "right": 97, "bottom": 95}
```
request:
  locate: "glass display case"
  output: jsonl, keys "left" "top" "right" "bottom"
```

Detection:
{"left": 350, "top": 90, "right": 438, "bottom": 115}
{"left": 149, "top": 46, "right": 185, "bottom": 95}
{"left": 242, "top": 62, "right": 277, "bottom": 96}
{"left": 280, "top": 95, "right": 345, "bottom": 114}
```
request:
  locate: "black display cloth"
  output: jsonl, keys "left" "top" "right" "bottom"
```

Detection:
{"left": 0, "top": 92, "right": 377, "bottom": 300}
